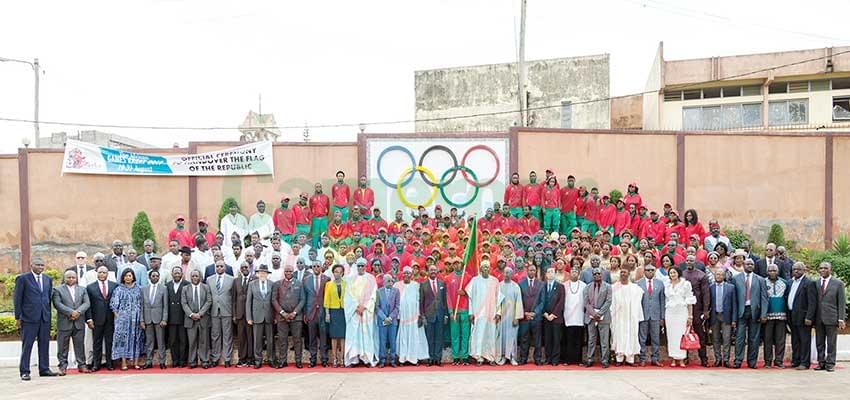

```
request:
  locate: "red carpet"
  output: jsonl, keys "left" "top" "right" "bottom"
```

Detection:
{"left": 67, "top": 361, "right": 807, "bottom": 375}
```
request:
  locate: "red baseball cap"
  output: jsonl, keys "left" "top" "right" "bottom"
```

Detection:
{"left": 175, "top": 214, "right": 186, "bottom": 222}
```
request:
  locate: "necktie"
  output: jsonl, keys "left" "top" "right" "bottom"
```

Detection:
{"left": 217, "top": 276, "right": 222, "bottom": 291}
{"left": 36, "top": 275, "right": 42, "bottom": 292}
{"left": 745, "top": 274, "right": 751, "bottom": 302}
{"left": 243, "top": 276, "right": 248, "bottom": 288}
{"left": 101, "top": 281, "right": 107, "bottom": 298}
{"left": 150, "top": 285, "right": 156, "bottom": 305}
{"left": 821, "top": 279, "right": 827, "bottom": 296}
{"left": 648, "top": 280, "right": 653, "bottom": 296}
{"left": 431, "top": 279, "right": 437, "bottom": 296}
{"left": 261, "top": 281, "right": 267, "bottom": 296}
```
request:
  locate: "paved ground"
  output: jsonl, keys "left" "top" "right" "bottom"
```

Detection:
{"left": 2, "top": 364, "right": 847, "bottom": 399}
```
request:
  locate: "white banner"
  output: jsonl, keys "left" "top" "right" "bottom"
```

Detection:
{"left": 61, "top": 139, "right": 274, "bottom": 176}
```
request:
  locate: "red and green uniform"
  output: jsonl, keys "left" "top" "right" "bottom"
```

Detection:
{"left": 309, "top": 193, "right": 330, "bottom": 248}
{"left": 331, "top": 183, "right": 350, "bottom": 222}
{"left": 504, "top": 184, "right": 524, "bottom": 218}
{"left": 559, "top": 186, "right": 579, "bottom": 234}
{"left": 542, "top": 186, "right": 561, "bottom": 233}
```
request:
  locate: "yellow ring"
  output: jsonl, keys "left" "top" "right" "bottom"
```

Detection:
{"left": 396, "top": 166, "right": 439, "bottom": 208}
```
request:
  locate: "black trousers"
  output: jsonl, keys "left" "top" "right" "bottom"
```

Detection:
{"left": 92, "top": 322, "right": 114, "bottom": 369}
{"left": 789, "top": 323, "right": 812, "bottom": 368}
{"left": 562, "top": 326, "right": 584, "bottom": 364}
{"left": 763, "top": 319, "right": 787, "bottom": 366}
{"left": 688, "top": 315, "right": 708, "bottom": 361}
{"left": 304, "top": 318, "right": 328, "bottom": 364}
{"left": 234, "top": 318, "right": 253, "bottom": 364}
{"left": 424, "top": 318, "right": 445, "bottom": 362}
{"left": 543, "top": 320, "right": 562, "bottom": 364}
{"left": 166, "top": 323, "right": 187, "bottom": 365}
{"left": 518, "top": 320, "right": 542, "bottom": 363}
{"left": 816, "top": 323, "right": 838, "bottom": 368}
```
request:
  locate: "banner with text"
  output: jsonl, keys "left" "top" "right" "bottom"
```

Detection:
{"left": 61, "top": 139, "right": 274, "bottom": 176}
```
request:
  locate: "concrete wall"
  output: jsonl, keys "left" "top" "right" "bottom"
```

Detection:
{"left": 0, "top": 156, "right": 20, "bottom": 271}
{"left": 610, "top": 94, "right": 644, "bottom": 129}
{"left": 643, "top": 44, "right": 664, "bottom": 130}
{"left": 834, "top": 136, "right": 850, "bottom": 238}
{"left": 516, "top": 130, "right": 677, "bottom": 213}
{"left": 415, "top": 55, "right": 610, "bottom": 132}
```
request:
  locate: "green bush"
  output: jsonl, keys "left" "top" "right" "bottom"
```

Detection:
{"left": 1, "top": 273, "right": 15, "bottom": 298}
{"left": 218, "top": 197, "right": 240, "bottom": 230}
{"left": 725, "top": 228, "right": 751, "bottom": 250}
{"left": 0, "top": 315, "right": 16, "bottom": 336}
{"left": 812, "top": 235, "right": 850, "bottom": 285}
{"left": 767, "top": 224, "right": 785, "bottom": 247}
{"left": 43, "top": 268, "right": 62, "bottom": 285}
{"left": 608, "top": 189, "right": 623, "bottom": 205}
{"left": 131, "top": 211, "right": 157, "bottom": 253}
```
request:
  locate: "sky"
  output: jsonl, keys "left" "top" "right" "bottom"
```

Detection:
{"left": 1, "top": 0, "right": 849, "bottom": 153}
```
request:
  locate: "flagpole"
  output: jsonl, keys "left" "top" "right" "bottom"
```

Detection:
{"left": 452, "top": 215, "right": 476, "bottom": 319}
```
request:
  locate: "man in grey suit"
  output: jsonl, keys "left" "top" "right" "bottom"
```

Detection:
{"left": 247, "top": 264, "right": 275, "bottom": 369}
{"left": 636, "top": 265, "right": 665, "bottom": 367}
{"left": 302, "top": 261, "right": 330, "bottom": 368}
{"left": 206, "top": 260, "right": 235, "bottom": 367}
{"left": 272, "top": 265, "right": 305, "bottom": 368}
{"left": 709, "top": 269, "right": 737, "bottom": 367}
{"left": 420, "top": 265, "right": 448, "bottom": 366}
{"left": 732, "top": 257, "right": 768, "bottom": 369}
{"left": 141, "top": 267, "right": 168, "bottom": 369}
{"left": 181, "top": 270, "right": 212, "bottom": 369}
{"left": 584, "top": 267, "right": 612, "bottom": 368}
{"left": 52, "top": 270, "right": 91, "bottom": 375}
{"left": 814, "top": 261, "right": 847, "bottom": 372}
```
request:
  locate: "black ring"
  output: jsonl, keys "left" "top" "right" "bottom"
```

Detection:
{"left": 417, "top": 145, "right": 458, "bottom": 187}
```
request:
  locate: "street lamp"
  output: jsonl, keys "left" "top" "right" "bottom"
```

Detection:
{"left": 358, "top": 123, "right": 366, "bottom": 134}
{"left": 0, "top": 57, "right": 40, "bottom": 147}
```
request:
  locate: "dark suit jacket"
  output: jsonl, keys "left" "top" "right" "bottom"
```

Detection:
{"left": 709, "top": 281, "right": 737, "bottom": 325}
{"left": 786, "top": 277, "right": 817, "bottom": 326}
{"left": 815, "top": 277, "right": 847, "bottom": 326}
{"left": 165, "top": 279, "right": 190, "bottom": 325}
{"left": 85, "top": 279, "right": 117, "bottom": 325}
{"left": 302, "top": 273, "right": 329, "bottom": 323}
{"left": 419, "top": 278, "right": 447, "bottom": 323}
{"left": 755, "top": 257, "right": 792, "bottom": 280}
{"left": 518, "top": 277, "right": 544, "bottom": 321}
{"left": 541, "top": 281, "right": 565, "bottom": 321}
{"left": 104, "top": 253, "right": 127, "bottom": 274}
{"left": 203, "top": 264, "right": 234, "bottom": 281}
{"left": 66, "top": 264, "right": 94, "bottom": 278}
{"left": 14, "top": 273, "right": 53, "bottom": 323}
{"left": 732, "top": 272, "right": 769, "bottom": 319}
{"left": 272, "top": 278, "right": 305, "bottom": 322}
{"left": 232, "top": 274, "right": 254, "bottom": 320}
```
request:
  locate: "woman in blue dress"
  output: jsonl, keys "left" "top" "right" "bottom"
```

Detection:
{"left": 111, "top": 268, "right": 144, "bottom": 370}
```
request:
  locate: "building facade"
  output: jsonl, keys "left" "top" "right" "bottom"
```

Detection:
{"left": 38, "top": 130, "right": 154, "bottom": 149}
{"left": 643, "top": 43, "right": 850, "bottom": 132}
{"left": 415, "top": 54, "right": 611, "bottom": 132}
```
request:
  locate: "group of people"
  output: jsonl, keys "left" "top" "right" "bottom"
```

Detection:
{"left": 13, "top": 169, "right": 847, "bottom": 382}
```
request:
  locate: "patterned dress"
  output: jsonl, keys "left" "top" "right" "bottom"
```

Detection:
{"left": 110, "top": 283, "right": 145, "bottom": 360}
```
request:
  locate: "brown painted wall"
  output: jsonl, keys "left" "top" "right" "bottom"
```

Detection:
{"left": 195, "top": 143, "right": 358, "bottom": 232}
{"left": 0, "top": 157, "right": 21, "bottom": 272}
{"left": 516, "top": 130, "right": 677, "bottom": 214}
{"left": 684, "top": 135, "right": 825, "bottom": 244}
{"left": 834, "top": 137, "right": 850, "bottom": 238}
{"left": 610, "top": 94, "right": 644, "bottom": 129}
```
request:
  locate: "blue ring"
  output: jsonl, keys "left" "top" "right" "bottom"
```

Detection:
{"left": 376, "top": 145, "right": 416, "bottom": 188}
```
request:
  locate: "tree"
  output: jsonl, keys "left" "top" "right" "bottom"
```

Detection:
{"left": 767, "top": 224, "right": 786, "bottom": 247}
{"left": 608, "top": 189, "right": 623, "bottom": 205}
{"left": 218, "top": 197, "right": 240, "bottom": 231}
{"left": 131, "top": 211, "right": 156, "bottom": 253}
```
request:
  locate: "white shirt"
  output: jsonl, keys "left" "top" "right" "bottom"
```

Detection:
{"left": 788, "top": 277, "right": 802, "bottom": 310}
{"left": 268, "top": 267, "right": 283, "bottom": 282}
{"left": 149, "top": 284, "right": 158, "bottom": 304}
{"left": 67, "top": 284, "right": 77, "bottom": 303}
{"left": 563, "top": 280, "right": 587, "bottom": 327}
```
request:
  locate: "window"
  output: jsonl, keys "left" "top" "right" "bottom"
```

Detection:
{"left": 834, "top": 96, "right": 850, "bottom": 121}
{"left": 560, "top": 101, "right": 572, "bottom": 128}
{"left": 721, "top": 86, "right": 741, "bottom": 97}
{"left": 742, "top": 85, "right": 762, "bottom": 96}
{"left": 811, "top": 80, "right": 830, "bottom": 91}
{"left": 833, "top": 78, "right": 850, "bottom": 90}
{"left": 769, "top": 82, "right": 788, "bottom": 94}
{"left": 664, "top": 91, "right": 682, "bottom": 101}
{"left": 703, "top": 87, "right": 721, "bottom": 99}
{"left": 768, "top": 99, "right": 808, "bottom": 126}
{"left": 682, "top": 103, "right": 762, "bottom": 130}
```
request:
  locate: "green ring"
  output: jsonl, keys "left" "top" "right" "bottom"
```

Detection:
{"left": 439, "top": 165, "right": 479, "bottom": 208}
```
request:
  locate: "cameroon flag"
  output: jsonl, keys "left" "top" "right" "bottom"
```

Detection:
{"left": 461, "top": 218, "right": 479, "bottom": 276}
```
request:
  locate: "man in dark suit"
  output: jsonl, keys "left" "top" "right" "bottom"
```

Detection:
{"left": 232, "top": 262, "right": 255, "bottom": 367}
{"left": 137, "top": 239, "right": 156, "bottom": 268}
{"left": 247, "top": 264, "right": 275, "bottom": 368}
{"left": 14, "top": 258, "right": 57, "bottom": 381}
{"left": 141, "top": 267, "right": 169, "bottom": 369}
{"left": 708, "top": 269, "right": 736, "bottom": 367}
{"left": 814, "top": 261, "right": 846, "bottom": 372}
{"left": 732, "top": 257, "right": 769, "bottom": 369}
{"left": 165, "top": 266, "right": 190, "bottom": 367}
{"left": 517, "top": 264, "right": 544, "bottom": 365}
{"left": 786, "top": 262, "right": 817, "bottom": 370}
{"left": 541, "top": 267, "right": 565, "bottom": 366}
{"left": 181, "top": 270, "right": 213, "bottom": 368}
{"left": 636, "top": 265, "right": 665, "bottom": 367}
{"left": 302, "top": 261, "right": 329, "bottom": 368}
{"left": 755, "top": 243, "right": 791, "bottom": 280}
{"left": 420, "top": 265, "right": 447, "bottom": 366}
{"left": 52, "top": 269, "right": 91, "bottom": 375}
{"left": 682, "top": 254, "right": 710, "bottom": 366}
{"left": 272, "top": 265, "right": 306, "bottom": 368}
{"left": 103, "top": 240, "right": 127, "bottom": 276}
{"left": 85, "top": 265, "right": 118, "bottom": 372}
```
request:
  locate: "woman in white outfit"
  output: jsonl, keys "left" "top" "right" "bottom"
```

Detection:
{"left": 664, "top": 266, "right": 696, "bottom": 367}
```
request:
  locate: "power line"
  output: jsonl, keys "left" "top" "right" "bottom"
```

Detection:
{"left": 0, "top": 49, "right": 848, "bottom": 132}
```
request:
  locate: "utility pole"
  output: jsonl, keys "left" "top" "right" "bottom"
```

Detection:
{"left": 518, "top": 0, "right": 527, "bottom": 127}
{"left": 0, "top": 56, "right": 40, "bottom": 147}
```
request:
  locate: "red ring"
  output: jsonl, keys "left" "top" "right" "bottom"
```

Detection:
{"left": 460, "top": 145, "right": 500, "bottom": 187}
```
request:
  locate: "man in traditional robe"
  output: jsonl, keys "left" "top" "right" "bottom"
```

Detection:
{"left": 466, "top": 261, "right": 504, "bottom": 366}
{"left": 343, "top": 262, "right": 379, "bottom": 367}
{"left": 220, "top": 204, "right": 248, "bottom": 249}
{"left": 394, "top": 267, "right": 429, "bottom": 365}
{"left": 610, "top": 268, "right": 644, "bottom": 366}
{"left": 497, "top": 267, "right": 523, "bottom": 365}
{"left": 249, "top": 200, "right": 275, "bottom": 246}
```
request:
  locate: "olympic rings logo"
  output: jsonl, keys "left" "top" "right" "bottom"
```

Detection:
{"left": 376, "top": 145, "right": 500, "bottom": 209}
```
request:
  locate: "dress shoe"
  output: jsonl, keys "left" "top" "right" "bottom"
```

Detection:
{"left": 160, "top": 363, "right": 166, "bottom": 370}
{"left": 827, "top": 366, "right": 835, "bottom": 372}
{"left": 321, "top": 361, "right": 328, "bottom": 368}
{"left": 584, "top": 362, "right": 593, "bottom": 368}
{"left": 814, "top": 364, "right": 827, "bottom": 371}
{"left": 748, "top": 365, "right": 758, "bottom": 369}
{"left": 713, "top": 361, "right": 721, "bottom": 368}
{"left": 764, "top": 365, "right": 772, "bottom": 369}
{"left": 254, "top": 362, "right": 262, "bottom": 369}
{"left": 105, "top": 365, "right": 115, "bottom": 371}
{"left": 79, "top": 367, "right": 91, "bottom": 374}
{"left": 309, "top": 361, "right": 316, "bottom": 368}
{"left": 39, "top": 370, "right": 58, "bottom": 377}
{"left": 774, "top": 365, "right": 785, "bottom": 369}
{"left": 224, "top": 361, "right": 231, "bottom": 368}
{"left": 202, "top": 363, "right": 210, "bottom": 369}
{"left": 391, "top": 361, "right": 398, "bottom": 368}
{"left": 700, "top": 360, "right": 709, "bottom": 367}
{"left": 143, "top": 361, "right": 152, "bottom": 369}
{"left": 21, "top": 373, "right": 31, "bottom": 381}
{"left": 188, "top": 363, "right": 196, "bottom": 369}
{"left": 91, "top": 367, "right": 100, "bottom": 373}
{"left": 378, "top": 363, "right": 385, "bottom": 369}
{"left": 614, "top": 361, "right": 623, "bottom": 367}
{"left": 733, "top": 363, "right": 741, "bottom": 369}
{"left": 452, "top": 360, "right": 459, "bottom": 366}
{"left": 550, "top": 362, "right": 558, "bottom": 367}
{"left": 601, "top": 363, "right": 609, "bottom": 369}
{"left": 57, "top": 367, "right": 67, "bottom": 376}
{"left": 795, "top": 365, "right": 809, "bottom": 370}
{"left": 295, "top": 362, "right": 303, "bottom": 369}
{"left": 280, "top": 361, "right": 288, "bottom": 368}
{"left": 534, "top": 360, "right": 543, "bottom": 366}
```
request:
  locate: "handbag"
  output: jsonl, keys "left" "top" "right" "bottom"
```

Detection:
{"left": 680, "top": 327, "right": 701, "bottom": 350}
